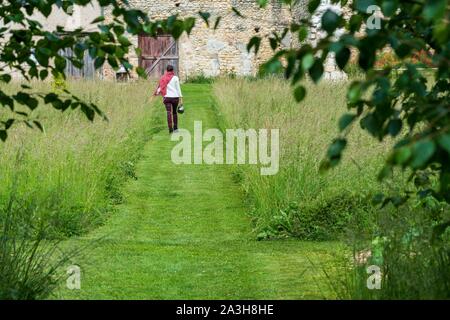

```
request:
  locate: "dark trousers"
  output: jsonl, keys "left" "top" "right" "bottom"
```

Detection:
{"left": 163, "top": 97, "right": 179, "bottom": 132}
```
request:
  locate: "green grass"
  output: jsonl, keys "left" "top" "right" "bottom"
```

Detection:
{"left": 0, "top": 80, "right": 155, "bottom": 238}
{"left": 212, "top": 78, "right": 408, "bottom": 240}
{"left": 2, "top": 79, "right": 447, "bottom": 300}
{"left": 54, "top": 84, "right": 343, "bottom": 299}
{"left": 210, "top": 78, "right": 449, "bottom": 299}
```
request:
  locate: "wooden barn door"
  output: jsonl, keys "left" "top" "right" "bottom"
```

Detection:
{"left": 138, "top": 34, "right": 179, "bottom": 79}
{"left": 60, "top": 48, "right": 95, "bottom": 79}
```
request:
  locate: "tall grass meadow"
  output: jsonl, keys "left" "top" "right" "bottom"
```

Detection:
{"left": 0, "top": 79, "right": 159, "bottom": 299}
{"left": 213, "top": 77, "right": 400, "bottom": 240}
{"left": 213, "top": 77, "right": 449, "bottom": 299}
{"left": 0, "top": 80, "right": 157, "bottom": 238}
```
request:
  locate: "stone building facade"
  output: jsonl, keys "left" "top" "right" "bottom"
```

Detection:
{"left": 4, "top": 3, "right": 101, "bottom": 79}
{"left": 102, "top": 0, "right": 303, "bottom": 80}
{"left": 11, "top": 0, "right": 346, "bottom": 81}
{"left": 102, "top": 0, "right": 345, "bottom": 80}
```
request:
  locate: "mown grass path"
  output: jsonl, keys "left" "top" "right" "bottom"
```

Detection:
{"left": 58, "top": 84, "right": 340, "bottom": 299}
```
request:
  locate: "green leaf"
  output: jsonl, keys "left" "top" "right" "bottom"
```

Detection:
{"left": 298, "top": 26, "right": 308, "bottom": 42}
{"left": 349, "top": 15, "right": 363, "bottom": 33}
{"left": 198, "top": 12, "right": 211, "bottom": 27}
{"left": 38, "top": 3, "right": 52, "bottom": 17}
{"left": 328, "top": 138, "right": 347, "bottom": 159}
{"left": 394, "top": 146, "right": 412, "bottom": 165}
{"left": 309, "top": 60, "right": 323, "bottom": 83}
{"left": 231, "top": 7, "right": 244, "bottom": 18}
{"left": 411, "top": 140, "right": 436, "bottom": 169}
{"left": 89, "top": 32, "right": 102, "bottom": 43}
{"left": 301, "top": 53, "right": 314, "bottom": 70}
{"left": 372, "top": 193, "right": 385, "bottom": 205}
{"left": 294, "top": 86, "right": 306, "bottom": 102}
{"left": 285, "top": 53, "right": 296, "bottom": 79}
{"left": 107, "top": 55, "right": 119, "bottom": 69}
{"left": 381, "top": 0, "right": 398, "bottom": 17}
{"left": 338, "top": 114, "right": 356, "bottom": 131}
{"left": 388, "top": 119, "right": 402, "bottom": 137}
{"left": 378, "top": 165, "right": 392, "bottom": 180}
{"left": 423, "top": 0, "right": 446, "bottom": 22}
{"left": 91, "top": 16, "right": 105, "bottom": 23}
{"left": 433, "top": 20, "right": 449, "bottom": 45}
{"left": 38, "top": 47, "right": 52, "bottom": 56}
{"left": 136, "top": 66, "right": 147, "bottom": 78}
{"left": 360, "top": 113, "right": 379, "bottom": 136}
{"left": 358, "top": 47, "right": 375, "bottom": 70}
{"left": 308, "top": 0, "right": 321, "bottom": 14}
{"left": 336, "top": 47, "right": 350, "bottom": 70}
{"left": 213, "top": 17, "right": 221, "bottom": 30}
{"left": 14, "top": 92, "right": 38, "bottom": 110}
{"left": 319, "top": 159, "right": 331, "bottom": 172}
{"left": 94, "top": 57, "right": 105, "bottom": 69}
{"left": 0, "top": 130, "right": 7, "bottom": 141}
{"left": 247, "top": 36, "right": 261, "bottom": 54}
{"left": 55, "top": 56, "right": 66, "bottom": 71}
{"left": 170, "top": 20, "right": 184, "bottom": 39}
{"left": 355, "top": 0, "right": 376, "bottom": 13}
{"left": 432, "top": 220, "right": 450, "bottom": 243}
{"left": 180, "top": 17, "right": 194, "bottom": 35}
{"left": 0, "top": 92, "right": 14, "bottom": 110}
{"left": 135, "top": 47, "right": 142, "bottom": 57}
{"left": 395, "top": 43, "right": 412, "bottom": 58}
{"left": 3, "top": 119, "right": 14, "bottom": 130}
{"left": 347, "top": 82, "right": 362, "bottom": 104}
{"left": 27, "top": 97, "right": 39, "bottom": 110}
{"left": 113, "top": 25, "right": 125, "bottom": 36}
{"left": 438, "top": 134, "right": 450, "bottom": 154}
{"left": 330, "top": 41, "right": 344, "bottom": 53}
{"left": 257, "top": 0, "right": 269, "bottom": 7}
{"left": 34, "top": 51, "right": 49, "bottom": 67}
{"left": 33, "top": 120, "right": 44, "bottom": 132}
{"left": 122, "top": 61, "right": 132, "bottom": 71}
{"left": 80, "top": 104, "right": 95, "bottom": 121}
{"left": 269, "top": 37, "right": 278, "bottom": 50}
{"left": 0, "top": 74, "right": 12, "bottom": 83}
{"left": 118, "top": 35, "right": 132, "bottom": 46}
{"left": 260, "top": 58, "right": 282, "bottom": 75}
{"left": 39, "top": 69, "right": 49, "bottom": 80}
{"left": 290, "top": 23, "right": 300, "bottom": 33}
{"left": 44, "top": 93, "right": 58, "bottom": 103}
{"left": 321, "top": 9, "right": 341, "bottom": 34}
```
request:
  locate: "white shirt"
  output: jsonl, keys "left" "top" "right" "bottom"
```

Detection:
{"left": 157, "top": 76, "right": 183, "bottom": 98}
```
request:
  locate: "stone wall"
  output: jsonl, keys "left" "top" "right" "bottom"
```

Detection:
{"left": 102, "top": 0, "right": 345, "bottom": 81}
{"left": 2, "top": 3, "right": 101, "bottom": 80}
{"left": 3, "top": 1, "right": 345, "bottom": 81}
{"left": 33, "top": 2, "right": 101, "bottom": 32}
{"left": 103, "top": 0, "right": 299, "bottom": 80}
{"left": 309, "top": 0, "right": 347, "bottom": 80}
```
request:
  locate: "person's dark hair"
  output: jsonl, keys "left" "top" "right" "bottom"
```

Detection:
{"left": 167, "top": 65, "right": 174, "bottom": 72}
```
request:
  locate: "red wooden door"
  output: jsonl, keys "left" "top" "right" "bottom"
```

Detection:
{"left": 138, "top": 34, "right": 179, "bottom": 79}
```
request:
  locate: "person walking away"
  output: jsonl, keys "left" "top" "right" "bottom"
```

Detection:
{"left": 154, "top": 65, "right": 183, "bottom": 134}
